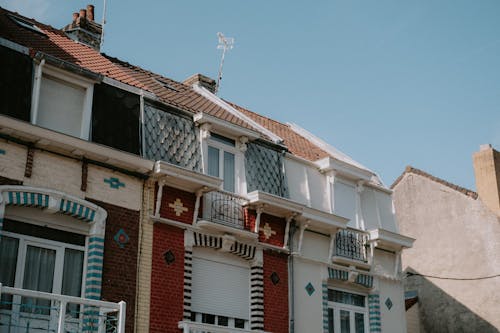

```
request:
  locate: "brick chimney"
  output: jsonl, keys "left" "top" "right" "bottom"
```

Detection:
{"left": 62, "top": 5, "right": 102, "bottom": 51}
{"left": 183, "top": 74, "right": 217, "bottom": 94}
{"left": 473, "top": 144, "right": 500, "bottom": 215}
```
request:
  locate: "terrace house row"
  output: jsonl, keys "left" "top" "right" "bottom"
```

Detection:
{"left": 0, "top": 6, "right": 414, "bottom": 333}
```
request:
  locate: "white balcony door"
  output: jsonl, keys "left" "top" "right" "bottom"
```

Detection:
{"left": 0, "top": 231, "right": 84, "bottom": 333}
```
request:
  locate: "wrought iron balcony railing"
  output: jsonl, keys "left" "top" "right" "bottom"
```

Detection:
{"left": 178, "top": 321, "right": 268, "bottom": 333}
{"left": 334, "top": 229, "right": 368, "bottom": 263}
{"left": 202, "top": 190, "right": 248, "bottom": 229}
{"left": 0, "top": 284, "right": 126, "bottom": 333}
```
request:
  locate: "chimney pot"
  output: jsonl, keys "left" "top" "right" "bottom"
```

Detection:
{"left": 86, "top": 5, "right": 95, "bottom": 21}
{"left": 183, "top": 74, "right": 217, "bottom": 94}
{"left": 480, "top": 144, "right": 492, "bottom": 151}
{"left": 72, "top": 12, "right": 79, "bottom": 22}
{"left": 79, "top": 9, "right": 87, "bottom": 18}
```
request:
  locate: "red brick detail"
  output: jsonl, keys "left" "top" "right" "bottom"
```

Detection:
{"left": 0, "top": 176, "right": 22, "bottom": 185}
{"left": 263, "top": 250, "right": 289, "bottom": 333}
{"left": 245, "top": 209, "right": 257, "bottom": 231}
{"left": 88, "top": 200, "right": 139, "bottom": 333}
{"left": 259, "top": 213, "right": 286, "bottom": 247}
{"left": 159, "top": 186, "right": 195, "bottom": 224}
{"left": 150, "top": 223, "right": 185, "bottom": 333}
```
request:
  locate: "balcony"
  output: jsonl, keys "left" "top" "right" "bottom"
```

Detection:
{"left": 333, "top": 229, "right": 369, "bottom": 264}
{"left": 201, "top": 190, "right": 248, "bottom": 230}
{"left": 0, "top": 284, "right": 125, "bottom": 333}
{"left": 178, "top": 321, "right": 268, "bottom": 333}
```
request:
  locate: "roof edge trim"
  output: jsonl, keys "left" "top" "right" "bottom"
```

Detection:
{"left": 192, "top": 85, "right": 283, "bottom": 144}
{"left": 0, "top": 37, "right": 30, "bottom": 55}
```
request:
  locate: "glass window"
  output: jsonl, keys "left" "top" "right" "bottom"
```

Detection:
{"left": 21, "top": 245, "right": 56, "bottom": 315}
{"left": 0, "top": 236, "right": 19, "bottom": 310}
{"left": 37, "top": 75, "right": 86, "bottom": 138}
{"left": 208, "top": 146, "right": 220, "bottom": 177}
{"left": 328, "top": 289, "right": 367, "bottom": 333}
{"left": 62, "top": 249, "right": 84, "bottom": 316}
{"left": 223, "top": 151, "right": 235, "bottom": 192}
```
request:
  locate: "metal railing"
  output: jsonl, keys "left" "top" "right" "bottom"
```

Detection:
{"left": 0, "top": 284, "right": 126, "bottom": 333}
{"left": 202, "top": 190, "right": 248, "bottom": 229}
{"left": 334, "top": 229, "right": 368, "bottom": 262}
{"left": 178, "top": 321, "right": 268, "bottom": 333}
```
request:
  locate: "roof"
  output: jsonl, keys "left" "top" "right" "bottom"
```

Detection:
{"left": 0, "top": 8, "right": 259, "bottom": 134}
{"left": 391, "top": 166, "right": 478, "bottom": 199}
{"left": 0, "top": 6, "right": 384, "bottom": 184}
{"left": 227, "top": 101, "right": 331, "bottom": 161}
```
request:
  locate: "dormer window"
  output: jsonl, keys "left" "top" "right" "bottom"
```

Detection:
{"left": 207, "top": 133, "right": 237, "bottom": 192}
{"left": 31, "top": 65, "right": 93, "bottom": 139}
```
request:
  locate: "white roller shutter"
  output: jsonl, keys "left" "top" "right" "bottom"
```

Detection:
{"left": 191, "top": 249, "right": 250, "bottom": 320}
{"left": 334, "top": 181, "right": 356, "bottom": 225}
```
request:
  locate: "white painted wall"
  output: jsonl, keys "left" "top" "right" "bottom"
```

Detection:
{"left": 293, "top": 257, "right": 325, "bottom": 333}
{"left": 334, "top": 180, "right": 356, "bottom": 226}
{"left": 0, "top": 140, "right": 27, "bottom": 181}
{"left": 300, "top": 230, "right": 330, "bottom": 263}
{"left": 379, "top": 279, "right": 407, "bottom": 333}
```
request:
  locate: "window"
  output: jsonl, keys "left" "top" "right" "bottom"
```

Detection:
{"left": 207, "top": 133, "right": 238, "bottom": 193}
{"left": 190, "top": 248, "right": 249, "bottom": 329}
{"left": 0, "top": 220, "right": 85, "bottom": 322}
{"left": 32, "top": 65, "right": 93, "bottom": 139}
{"left": 327, "top": 289, "right": 368, "bottom": 333}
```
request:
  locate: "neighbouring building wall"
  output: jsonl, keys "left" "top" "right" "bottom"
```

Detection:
{"left": 406, "top": 303, "right": 423, "bottom": 333}
{"left": 394, "top": 173, "right": 500, "bottom": 332}
{"left": 379, "top": 279, "right": 406, "bottom": 333}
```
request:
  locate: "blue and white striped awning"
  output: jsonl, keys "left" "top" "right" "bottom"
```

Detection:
{"left": 328, "top": 267, "right": 374, "bottom": 288}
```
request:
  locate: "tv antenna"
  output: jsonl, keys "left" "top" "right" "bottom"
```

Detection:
{"left": 216, "top": 32, "right": 234, "bottom": 95}
{"left": 100, "top": 0, "right": 107, "bottom": 50}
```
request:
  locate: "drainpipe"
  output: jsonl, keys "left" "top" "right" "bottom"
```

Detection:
{"left": 30, "top": 58, "right": 45, "bottom": 124}
{"left": 288, "top": 221, "right": 297, "bottom": 333}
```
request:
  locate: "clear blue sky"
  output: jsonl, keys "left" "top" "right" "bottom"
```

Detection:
{"left": 4, "top": 0, "right": 500, "bottom": 190}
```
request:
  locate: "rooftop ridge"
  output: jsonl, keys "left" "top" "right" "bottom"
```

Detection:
{"left": 391, "top": 166, "right": 478, "bottom": 199}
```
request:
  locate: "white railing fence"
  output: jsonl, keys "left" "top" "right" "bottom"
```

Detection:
{"left": 178, "top": 321, "right": 268, "bottom": 333}
{"left": 0, "top": 284, "right": 125, "bottom": 333}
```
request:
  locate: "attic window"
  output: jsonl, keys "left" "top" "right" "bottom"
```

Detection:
{"left": 8, "top": 14, "right": 45, "bottom": 35}
{"left": 154, "top": 78, "right": 179, "bottom": 92}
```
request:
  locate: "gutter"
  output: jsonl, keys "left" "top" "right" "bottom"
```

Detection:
{"left": 288, "top": 221, "right": 297, "bottom": 333}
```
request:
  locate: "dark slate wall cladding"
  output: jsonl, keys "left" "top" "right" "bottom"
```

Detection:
{"left": 92, "top": 83, "right": 140, "bottom": 155}
{"left": 0, "top": 45, "right": 32, "bottom": 122}
{"left": 245, "top": 142, "right": 289, "bottom": 198}
{"left": 144, "top": 103, "right": 201, "bottom": 172}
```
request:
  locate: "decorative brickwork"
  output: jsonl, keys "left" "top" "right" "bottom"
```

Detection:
{"left": 263, "top": 250, "right": 288, "bottom": 333}
{"left": 259, "top": 213, "right": 286, "bottom": 247}
{"left": 81, "top": 160, "right": 88, "bottom": 192}
{"left": 90, "top": 200, "right": 139, "bottom": 333}
{"left": 250, "top": 265, "right": 264, "bottom": 330}
{"left": 24, "top": 146, "right": 34, "bottom": 178}
{"left": 150, "top": 223, "right": 185, "bottom": 333}
{"left": 368, "top": 294, "right": 382, "bottom": 332}
{"left": 159, "top": 186, "right": 196, "bottom": 224}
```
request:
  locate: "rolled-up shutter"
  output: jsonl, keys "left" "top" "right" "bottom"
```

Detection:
{"left": 191, "top": 249, "right": 250, "bottom": 320}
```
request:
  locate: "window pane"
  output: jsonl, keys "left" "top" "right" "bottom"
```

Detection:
{"left": 218, "top": 316, "right": 228, "bottom": 326}
{"left": 340, "top": 310, "right": 350, "bottom": 333}
{"left": 211, "top": 133, "right": 235, "bottom": 147}
{"left": 202, "top": 313, "right": 215, "bottom": 324}
{"left": 223, "top": 151, "right": 235, "bottom": 192}
{"left": 234, "top": 318, "right": 245, "bottom": 329}
{"left": 0, "top": 236, "right": 19, "bottom": 309}
{"left": 330, "top": 290, "right": 365, "bottom": 307}
{"left": 328, "top": 308, "right": 334, "bottom": 333}
{"left": 355, "top": 313, "right": 365, "bottom": 333}
{"left": 208, "top": 146, "right": 220, "bottom": 177}
{"left": 22, "top": 246, "right": 56, "bottom": 315}
{"left": 62, "top": 249, "right": 84, "bottom": 317}
{"left": 38, "top": 75, "right": 85, "bottom": 138}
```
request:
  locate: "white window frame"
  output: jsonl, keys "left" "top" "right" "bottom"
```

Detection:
{"left": 30, "top": 63, "right": 94, "bottom": 140}
{"left": 3, "top": 230, "right": 86, "bottom": 296}
{"left": 327, "top": 288, "right": 369, "bottom": 333}
{"left": 203, "top": 133, "right": 246, "bottom": 195}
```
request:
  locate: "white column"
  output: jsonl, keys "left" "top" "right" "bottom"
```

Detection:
{"left": 297, "top": 221, "right": 309, "bottom": 255}
{"left": 154, "top": 180, "right": 165, "bottom": 217}
{"left": 254, "top": 206, "right": 264, "bottom": 233}
{"left": 355, "top": 181, "right": 365, "bottom": 230}
{"left": 192, "top": 188, "right": 204, "bottom": 225}
{"left": 327, "top": 171, "right": 336, "bottom": 214}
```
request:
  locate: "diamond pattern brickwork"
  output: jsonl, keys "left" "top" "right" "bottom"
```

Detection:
{"left": 144, "top": 104, "right": 201, "bottom": 172}
{"left": 245, "top": 142, "right": 289, "bottom": 198}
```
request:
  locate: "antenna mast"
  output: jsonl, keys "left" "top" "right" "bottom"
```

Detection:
{"left": 216, "top": 32, "right": 234, "bottom": 95}
{"left": 100, "top": 0, "right": 107, "bottom": 50}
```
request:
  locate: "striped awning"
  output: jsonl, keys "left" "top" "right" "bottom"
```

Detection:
{"left": 328, "top": 267, "right": 374, "bottom": 288}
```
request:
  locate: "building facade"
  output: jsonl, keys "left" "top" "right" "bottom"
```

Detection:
{"left": 0, "top": 6, "right": 413, "bottom": 333}
{"left": 392, "top": 145, "right": 500, "bottom": 333}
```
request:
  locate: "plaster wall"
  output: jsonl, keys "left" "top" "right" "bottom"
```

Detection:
{"left": 292, "top": 257, "right": 325, "bottom": 333}
{"left": 394, "top": 173, "right": 500, "bottom": 331}
{"left": 0, "top": 140, "right": 27, "bottom": 181}
{"left": 406, "top": 303, "right": 423, "bottom": 333}
{"left": 379, "top": 279, "right": 407, "bottom": 333}
{"left": 300, "top": 230, "right": 330, "bottom": 263}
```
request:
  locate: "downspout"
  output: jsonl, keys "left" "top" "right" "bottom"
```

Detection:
{"left": 288, "top": 221, "right": 297, "bottom": 333}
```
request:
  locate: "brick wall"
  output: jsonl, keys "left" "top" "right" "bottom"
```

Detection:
{"left": 259, "top": 214, "right": 285, "bottom": 247}
{"left": 159, "top": 185, "right": 196, "bottom": 224}
{"left": 150, "top": 223, "right": 185, "bottom": 333}
{"left": 263, "top": 250, "right": 289, "bottom": 333}
{"left": 89, "top": 200, "right": 139, "bottom": 333}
